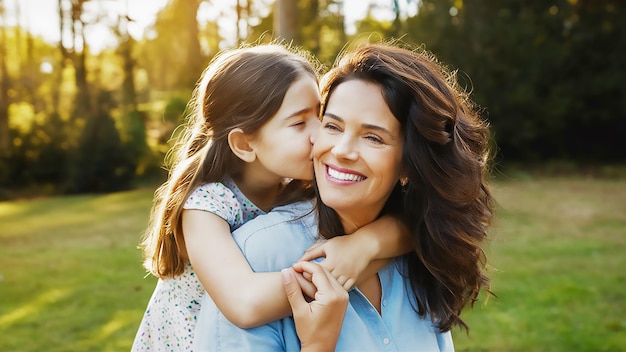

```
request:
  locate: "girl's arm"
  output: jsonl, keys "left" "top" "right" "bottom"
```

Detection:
{"left": 299, "top": 214, "right": 412, "bottom": 289}
{"left": 184, "top": 209, "right": 299, "bottom": 328}
{"left": 184, "top": 211, "right": 408, "bottom": 328}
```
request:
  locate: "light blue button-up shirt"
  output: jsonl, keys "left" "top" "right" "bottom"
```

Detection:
{"left": 193, "top": 200, "right": 454, "bottom": 351}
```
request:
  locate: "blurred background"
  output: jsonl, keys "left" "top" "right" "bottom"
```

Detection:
{"left": 0, "top": 0, "right": 624, "bottom": 195}
{"left": 0, "top": 0, "right": 624, "bottom": 351}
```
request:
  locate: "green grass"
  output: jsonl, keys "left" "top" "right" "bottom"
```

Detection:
{"left": 1, "top": 177, "right": 625, "bottom": 351}
{"left": 0, "top": 189, "right": 158, "bottom": 351}
{"left": 452, "top": 177, "right": 626, "bottom": 351}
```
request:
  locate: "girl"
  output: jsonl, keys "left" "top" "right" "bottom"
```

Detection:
{"left": 132, "top": 43, "right": 410, "bottom": 351}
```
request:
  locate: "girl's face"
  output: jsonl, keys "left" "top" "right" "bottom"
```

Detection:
{"left": 248, "top": 75, "right": 320, "bottom": 182}
{"left": 314, "top": 79, "right": 404, "bottom": 229}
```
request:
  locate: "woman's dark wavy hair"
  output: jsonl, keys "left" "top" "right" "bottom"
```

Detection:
{"left": 315, "top": 42, "right": 494, "bottom": 332}
{"left": 140, "top": 43, "right": 318, "bottom": 278}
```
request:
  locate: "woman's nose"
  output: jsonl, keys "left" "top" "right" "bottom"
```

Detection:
{"left": 332, "top": 135, "right": 358, "bottom": 160}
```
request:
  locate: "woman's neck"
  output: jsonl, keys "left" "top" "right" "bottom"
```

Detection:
{"left": 338, "top": 210, "right": 384, "bottom": 314}
{"left": 338, "top": 210, "right": 381, "bottom": 236}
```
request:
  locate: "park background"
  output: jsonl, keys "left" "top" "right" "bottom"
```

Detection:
{"left": 0, "top": 0, "right": 624, "bottom": 351}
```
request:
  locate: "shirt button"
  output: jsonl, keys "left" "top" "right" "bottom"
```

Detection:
{"left": 382, "top": 300, "right": 388, "bottom": 306}
{"left": 383, "top": 338, "right": 390, "bottom": 345}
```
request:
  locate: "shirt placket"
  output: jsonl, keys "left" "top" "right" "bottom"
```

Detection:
{"left": 350, "top": 273, "right": 397, "bottom": 352}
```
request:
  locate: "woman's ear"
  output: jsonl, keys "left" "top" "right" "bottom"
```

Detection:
{"left": 228, "top": 128, "right": 256, "bottom": 163}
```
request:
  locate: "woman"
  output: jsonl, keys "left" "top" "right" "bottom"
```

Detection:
{"left": 194, "top": 41, "right": 494, "bottom": 351}
{"left": 133, "top": 42, "right": 409, "bottom": 351}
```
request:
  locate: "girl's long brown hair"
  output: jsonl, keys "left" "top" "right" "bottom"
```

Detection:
{"left": 140, "top": 44, "right": 318, "bottom": 278}
{"left": 316, "top": 42, "right": 494, "bottom": 332}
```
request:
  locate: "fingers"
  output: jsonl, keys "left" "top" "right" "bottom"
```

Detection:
{"left": 292, "top": 262, "right": 347, "bottom": 300}
{"left": 342, "top": 277, "right": 356, "bottom": 291}
{"left": 311, "top": 263, "right": 353, "bottom": 291}
{"left": 333, "top": 274, "right": 350, "bottom": 289}
{"left": 293, "top": 270, "right": 317, "bottom": 299}
{"left": 299, "top": 242, "right": 326, "bottom": 262}
{"left": 281, "top": 268, "right": 306, "bottom": 316}
{"left": 302, "top": 270, "right": 313, "bottom": 281}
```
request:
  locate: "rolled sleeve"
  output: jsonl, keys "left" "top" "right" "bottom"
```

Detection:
{"left": 233, "top": 201, "right": 318, "bottom": 272}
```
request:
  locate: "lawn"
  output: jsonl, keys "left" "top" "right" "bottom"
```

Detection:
{"left": 0, "top": 176, "right": 625, "bottom": 351}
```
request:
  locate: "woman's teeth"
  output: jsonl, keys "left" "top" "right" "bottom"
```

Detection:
{"left": 328, "top": 167, "right": 365, "bottom": 182}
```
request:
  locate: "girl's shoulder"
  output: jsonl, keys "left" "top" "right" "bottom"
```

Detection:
{"left": 183, "top": 181, "right": 240, "bottom": 213}
{"left": 183, "top": 179, "right": 264, "bottom": 228}
{"left": 189, "top": 181, "right": 236, "bottom": 199}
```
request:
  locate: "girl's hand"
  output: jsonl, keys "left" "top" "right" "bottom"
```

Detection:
{"left": 281, "top": 262, "right": 348, "bottom": 352}
{"left": 299, "top": 236, "right": 373, "bottom": 290}
{"left": 299, "top": 215, "right": 412, "bottom": 291}
{"left": 291, "top": 267, "right": 318, "bottom": 300}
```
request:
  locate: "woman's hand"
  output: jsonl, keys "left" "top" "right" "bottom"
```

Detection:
{"left": 281, "top": 261, "right": 349, "bottom": 352}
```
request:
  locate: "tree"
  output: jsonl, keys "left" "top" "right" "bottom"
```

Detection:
{"left": 112, "top": 11, "right": 138, "bottom": 112}
{"left": 402, "top": 0, "right": 626, "bottom": 161}
{"left": 67, "top": 0, "right": 92, "bottom": 120}
{"left": 66, "top": 90, "right": 134, "bottom": 193}
{"left": 0, "top": 0, "right": 9, "bottom": 154}
{"left": 275, "top": 0, "right": 298, "bottom": 43}
{"left": 139, "top": 0, "right": 204, "bottom": 90}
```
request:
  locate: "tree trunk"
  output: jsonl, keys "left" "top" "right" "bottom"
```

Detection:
{"left": 236, "top": 0, "right": 242, "bottom": 44}
{"left": 183, "top": 0, "right": 202, "bottom": 85}
{"left": 53, "top": 0, "right": 67, "bottom": 113}
{"left": 116, "top": 9, "right": 137, "bottom": 111}
{"left": 275, "top": 0, "right": 299, "bottom": 44}
{"left": 121, "top": 39, "right": 137, "bottom": 111}
{"left": 0, "top": 0, "right": 10, "bottom": 154}
{"left": 71, "top": 0, "right": 91, "bottom": 120}
{"left": 306, "top": 0, "right": 321, "bottom": 56}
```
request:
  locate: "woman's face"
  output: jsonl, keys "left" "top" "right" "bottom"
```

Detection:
{"left": 248, "top": 75, "right": 320, "bottom": 182}
{"left": 314, "top": 79, "right": 404, "bottom": 228}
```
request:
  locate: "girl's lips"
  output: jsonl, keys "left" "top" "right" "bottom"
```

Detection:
{"left": 325, "top": 164, "right": 366, "bottom": 183}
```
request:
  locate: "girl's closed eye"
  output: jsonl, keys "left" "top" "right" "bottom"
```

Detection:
{"left": 290, "top": 120, "right": 306, "bottom": 128}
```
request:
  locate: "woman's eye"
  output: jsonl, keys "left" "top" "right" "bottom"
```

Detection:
{"left": 365, "top": 134, "right": 383, "bottom": 144}
{"left": 291, "top": 121, "right": 306, "bottom": 127}
{"left": 323, "top": 123, "right": 341, "bottom": 131}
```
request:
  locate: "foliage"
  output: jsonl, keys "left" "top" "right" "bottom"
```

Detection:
{"left": 160, "top": 96, "right": 189, "bottom": 145}
{"left": 137, "top": 0, "right": 207, "bottom": 90}
{"left": 163, "top": 96, "right": 188, "bottom": 124}
{"left": 247, "top": 0, "right": 348, "bottom": 66}
{"left": 65, "top": 91, "right": 135, "bottom": 194}
{"left": 1, "top": 0, "right": 624, "bottom": 198}
{"left": 25, "top": 112, "right": 70, "bottom": 185}
{"left": 400, "top": 0, "right": 625, "bottom": 162}
{"left": 0, "top": 110, "right": 71, "bottom": 198}
{"left": 119, "top": 109, "right": 149, "bottom": 176}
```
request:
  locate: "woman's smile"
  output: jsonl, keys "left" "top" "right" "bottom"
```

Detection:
{"left": 325, "top": 164, "right": 366, "bottom": 183}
